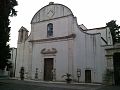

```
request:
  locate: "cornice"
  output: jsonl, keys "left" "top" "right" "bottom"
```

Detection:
{"left": 29, "top": 34, "right": 76, "bottom": 43}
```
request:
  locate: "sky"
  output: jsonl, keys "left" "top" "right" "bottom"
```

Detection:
{"left": 9, "top": 0, "right": 120, "bottom": 47}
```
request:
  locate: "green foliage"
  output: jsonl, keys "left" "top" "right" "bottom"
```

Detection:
{"left": 0, "top": 0, "right": 18, "bottom": 70}
{"left": 106, "top": 20, "right": 120, "bottom": 44}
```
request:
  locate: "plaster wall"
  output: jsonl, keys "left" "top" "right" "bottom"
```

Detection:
{"left": 73, "top": 18, "right": 106, "bottom": 83}
{"left": 31, "top": 41, "right": 68, "bottom": 81}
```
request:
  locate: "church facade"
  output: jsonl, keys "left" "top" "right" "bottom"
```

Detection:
{"left": 15, "top": 2, "right": 119, "bottom": 84}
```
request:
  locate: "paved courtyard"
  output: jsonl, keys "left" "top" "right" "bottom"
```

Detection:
{"left": 0, "top": 79, "right": 120, "bottom": 90}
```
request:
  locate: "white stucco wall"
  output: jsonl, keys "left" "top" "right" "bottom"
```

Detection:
{"left": 31, "top": 16, "right": 73, "bottom": 40}
{"left": 31, "top": 41, "right": 69, "bottom": 80}
{"left": 30, "top": 8, "right": 74, "bottom": 80}
{"left": 72, "top": 18, "right": 106, "bottom": 83}
{"left": 15, "top": 36, "right": 32, "bottom": 78}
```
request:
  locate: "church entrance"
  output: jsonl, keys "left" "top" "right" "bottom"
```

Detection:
{"left": 85, "top": 70, "right": 91, "bottom": 83}
{"left": 44, "top": 58, "right": 53, "bottom": 81}
{"left": 113, "top": 53, "right": 120, "bottom": 85}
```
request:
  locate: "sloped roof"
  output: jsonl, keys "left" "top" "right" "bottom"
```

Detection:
{"left": 18, "top": 26, "right": 29, "bottom": 32}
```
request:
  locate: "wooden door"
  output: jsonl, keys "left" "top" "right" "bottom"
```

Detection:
{"left": 44, "top": 58, "right": 53, "bottom": 81}
{"left": 85, "top": 70, "right": 91, "bottom": 83}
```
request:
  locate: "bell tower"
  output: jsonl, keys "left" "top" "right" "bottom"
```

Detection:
{"left": 18, "top": 26, "right": 29, "bottom": 43}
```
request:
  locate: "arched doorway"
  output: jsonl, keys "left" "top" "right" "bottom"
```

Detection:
{"left": 113, "top": 53, "right": 120, "bottom": 85}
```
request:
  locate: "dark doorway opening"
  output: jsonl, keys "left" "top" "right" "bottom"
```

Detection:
{"left": 113, "top": 53, "right": 120, "bottom": 85}
{"left": 44, "top": 58, "right": 53, "bottom": 81}
{"left": 85, "top": 70, "right": 91, "bottom": 83}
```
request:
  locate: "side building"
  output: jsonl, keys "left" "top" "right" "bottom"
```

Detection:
{"left": 0, "top": 47, "right": 17, "bottom": 78}
{"left": 9, "top": 47, "right": 17, "bottom": 77}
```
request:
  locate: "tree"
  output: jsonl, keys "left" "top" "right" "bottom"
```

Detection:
{"left": 106, "top": 20, "right": 120, "bottom": 44}
{"left": 0, "top": 0, "right": 18, "bottom": 70}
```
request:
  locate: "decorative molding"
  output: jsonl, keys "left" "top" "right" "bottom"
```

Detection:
{"left": 41, "top": 48, "right": 57, "bottom": 54}
{"left": 47, "top": 10, "right": 55, "bottom": 18}
{"left": 105, "top": 47, "right": 120, "bottom": 50}
{"left": 31, "top": 14, "right": 73, "bottom": 24}
{"left": 29, "top": 34, "right": 76, "bottom": 42}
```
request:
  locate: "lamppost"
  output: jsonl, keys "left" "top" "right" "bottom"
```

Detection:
{"left": 77, "top": 68, "right": 81, "bottom": 83}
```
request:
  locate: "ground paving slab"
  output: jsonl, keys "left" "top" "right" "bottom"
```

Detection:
{"left": 0, "top": 79, "right": 120, "bottom": 90}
